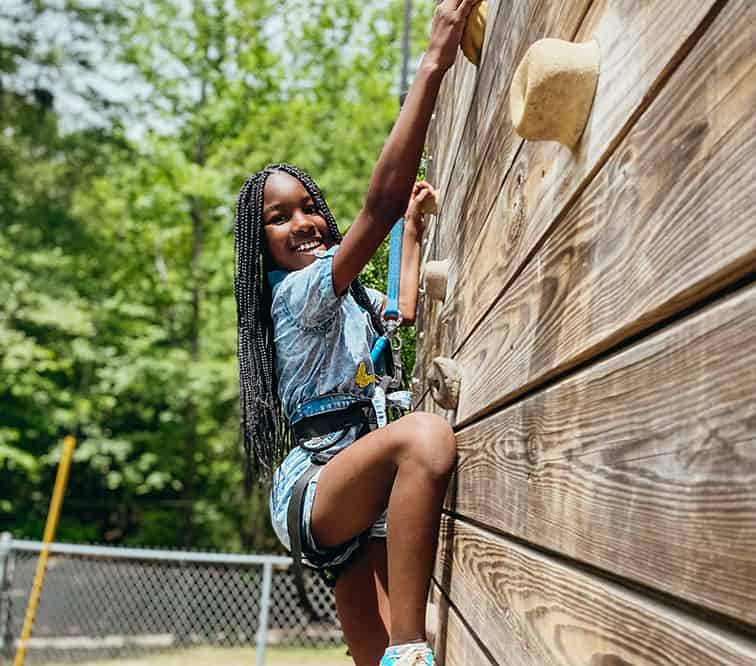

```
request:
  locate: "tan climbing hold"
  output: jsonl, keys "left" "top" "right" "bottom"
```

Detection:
{"left": 429, "top": 357, "right": 461, "bottom": 410}
{"left": 423, "top": 259, "right": 450, "bottom": 302}
{"left": 461, "top": 0, "right": 487, "bottom": 66}
{"left": 509, "top": 38, "right": 600, "bottom": 148}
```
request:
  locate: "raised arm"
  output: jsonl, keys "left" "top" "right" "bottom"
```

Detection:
{"left": 332, "top": 0, "right": 482, "bottom": 296}
{"left": 399, "top": 181, "right": 436, "bottom": 324}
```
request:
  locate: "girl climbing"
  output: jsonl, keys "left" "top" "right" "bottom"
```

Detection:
{"left": 234, "top": 2, "right": 482, "bottom": 664}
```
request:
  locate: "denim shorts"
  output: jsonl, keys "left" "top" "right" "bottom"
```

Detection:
{"left": 270, "top": 425, "right": 387, "bottom": 578}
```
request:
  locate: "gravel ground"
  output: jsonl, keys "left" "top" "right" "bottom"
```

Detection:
{"left": 41, "top": 645, "right": 353, "bottom": 666}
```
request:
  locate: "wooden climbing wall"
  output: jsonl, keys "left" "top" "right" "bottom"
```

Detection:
{"left": 415, "top": 0, "right": 756, "bottom": 663}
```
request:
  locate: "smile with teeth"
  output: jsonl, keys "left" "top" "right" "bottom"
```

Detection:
{"left": 293, "top": 239, "right": 322, "bottom": 253}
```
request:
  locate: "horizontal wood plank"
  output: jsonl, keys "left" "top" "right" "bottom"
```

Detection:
{"left": 428, "top": 584, "right": 493, "bottom": 666}
{"left": 433, "top": 55, "right": 477, "bottom": 197}
{"left": 435, "top": 516, "right": 756, "bottom": 665}
{"left": 417, "top": 0, "right": 593, "bottom": 400}
{"left": 416, "top": 0, "right": 727, "bottom": 404}
{"left": 449, "top": 0, "right": 756, "bottom": 424}
{"left": 448, "top": 282, "right": 756, "bottom": 625}
{"left": 426, "top": 56, "right": 459, "bottom": 193}
{"left": 432, "top": 0, "right": 591, "bottom": 217}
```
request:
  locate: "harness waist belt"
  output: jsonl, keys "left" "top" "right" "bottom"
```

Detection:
{"left": 292, "top": 402, "right": 374, "bottom": 442}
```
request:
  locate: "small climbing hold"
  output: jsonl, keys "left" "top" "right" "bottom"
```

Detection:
{"left": 509, "top": 38, "right": 600, "bottom": 148}
{"left": 429, "top": 357, "right": 461, "bottom": 410}
{"left": 461, "top": 0, "right": 487, "bottom": 66}
{"left": 423, "top": 259, "right": 450, "bottom": 302}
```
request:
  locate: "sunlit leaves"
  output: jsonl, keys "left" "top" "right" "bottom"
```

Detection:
{"left": 1, "top": 0, "right": 431, "bottom": 551}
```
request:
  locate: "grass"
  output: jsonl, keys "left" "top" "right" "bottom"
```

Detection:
{"left": 42, "top": 645, "right": 353, "bottom": 666}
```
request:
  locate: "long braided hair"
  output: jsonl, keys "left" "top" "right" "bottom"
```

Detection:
{"left": 234, "top": 162, "right": 385, "bottom": 484}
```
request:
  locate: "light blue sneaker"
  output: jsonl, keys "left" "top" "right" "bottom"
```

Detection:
{"left": 379, "top": 642, "right": 434, "bottom": 665}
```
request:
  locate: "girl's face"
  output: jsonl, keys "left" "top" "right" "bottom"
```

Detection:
{"left": 263, "top": 171, "right": 332, "bottom": 271}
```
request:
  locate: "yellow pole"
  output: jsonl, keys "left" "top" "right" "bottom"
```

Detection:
{"left": 13, "top": 435, "right": 76, "bottom": 666}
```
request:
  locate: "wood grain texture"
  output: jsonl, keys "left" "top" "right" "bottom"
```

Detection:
{"left": 448, "top": 283, "right": 756, "bottom": 625}
{"left": 449, "top": 0, "right": 756, "bottom": 425}
{"left": 433, "top": 0, "right": 590, "bottom": 216}
{"left": 426, "top": 55, "right": 459, "bottom": 193}
{"left": 433, "top": 54, "right": 477, "bottom": 197}
{"left": 435, "top": 516, "right": 756, "bottom": 665}
{"left": 416, "top": 0, "right": 593, "bottom": 402}
{"left": 416, "top": 0, "right": 727, "bottom": 403}
{"left": 428, "top": 584, "right": 494, "bottom": 666}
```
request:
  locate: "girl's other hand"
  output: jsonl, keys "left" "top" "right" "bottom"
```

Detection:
{"left": 405, "top": 181, "right": 437, "bottom": 237}
{"left": 426, "top": 0, "right": 484, "bottom": 72}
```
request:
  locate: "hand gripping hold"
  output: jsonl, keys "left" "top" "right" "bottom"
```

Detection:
{"left": 419, "top": 188, "right": 439, "bottom": 216}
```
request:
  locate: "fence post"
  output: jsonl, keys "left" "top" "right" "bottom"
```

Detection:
{"left": 255, "top": 560, "right": 273, "bottom": 666}
{"left": 0, "top": 532, "right": 12, "bottom": 653}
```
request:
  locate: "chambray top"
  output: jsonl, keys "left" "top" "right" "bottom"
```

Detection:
{"left": 269, "top": 244, "right": 383, "bottom": 419}
{"left": 268, "top": 244, "right": 384, "bottom": 550}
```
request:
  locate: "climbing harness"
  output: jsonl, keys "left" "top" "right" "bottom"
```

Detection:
{"left": 288, "top": 217, "right": 412, "bottom": 618}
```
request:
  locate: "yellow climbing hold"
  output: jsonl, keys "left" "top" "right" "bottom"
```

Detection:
{"left": 461, "top": 0, "right": 487, "bottom": 66}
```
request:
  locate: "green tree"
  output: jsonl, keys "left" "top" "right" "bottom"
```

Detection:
{"left": 1, "top": 0, "right": 432, "bottom": 553}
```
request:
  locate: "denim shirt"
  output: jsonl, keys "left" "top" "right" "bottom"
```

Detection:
{"left": 268, "top": 244, "right": 384, "bottom": 550}
{"left": 269, "top": 244, "right": 384, "bottom": 418}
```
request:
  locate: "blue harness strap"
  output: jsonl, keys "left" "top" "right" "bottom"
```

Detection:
{"left": 384, "top": 217, "right": 404, "bottom": 319}
{"left": 371, "top": 217, "right": 404, "bottom": 365}
{"left": 370, "top": 335, "right": 390, "bottom": 365}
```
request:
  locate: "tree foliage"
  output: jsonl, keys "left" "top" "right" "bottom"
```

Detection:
{"left": 0, "top": 0, "right": 432, "bottom": 552}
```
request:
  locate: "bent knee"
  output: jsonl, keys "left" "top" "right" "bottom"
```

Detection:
{"left": 401, "top": 412, "right": 456, "bottom": 478}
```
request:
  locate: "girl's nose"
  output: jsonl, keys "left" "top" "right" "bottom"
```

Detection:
{"left": 290, "top": 209, "right": 316, "bottom": 234}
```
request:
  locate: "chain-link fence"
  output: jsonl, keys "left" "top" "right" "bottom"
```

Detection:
{"left": 0, "top": 533, "right": 342, "bottom": 665}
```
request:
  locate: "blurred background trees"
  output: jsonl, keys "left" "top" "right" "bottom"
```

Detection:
{"left": 0, "top": 0, "right": 431, "bottom": 552}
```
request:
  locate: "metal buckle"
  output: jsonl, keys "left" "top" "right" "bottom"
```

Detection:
{"left": 381, "top": 310, "right": 403, "bottom": 336}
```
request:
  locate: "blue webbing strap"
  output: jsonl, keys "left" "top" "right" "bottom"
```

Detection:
{"left": 370, "top": 218, "right": 404, "bottom": 365}
{"left": 370, "top": 335, "right": 389, "bottom": 365}
{"left": 384, "top": 217, "right": 404, "bottom": 319}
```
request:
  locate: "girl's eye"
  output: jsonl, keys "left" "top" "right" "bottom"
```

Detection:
{"left": 267, "top": 205, "right": 317, "bottom": 224}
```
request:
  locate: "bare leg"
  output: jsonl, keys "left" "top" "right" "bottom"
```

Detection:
{"left": 335, "top": 539, "right": 390, "bottom": 665}
{"left": 310, "top": 412, "right": 456, "bottom": 646}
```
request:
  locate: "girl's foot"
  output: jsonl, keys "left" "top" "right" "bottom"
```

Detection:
{"left": 379, "top": 642, "right": 434, "bottom": 665}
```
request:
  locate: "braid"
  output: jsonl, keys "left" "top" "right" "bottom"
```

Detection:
{"left": 234, "top": 163, "right": 385, "bottom": 484}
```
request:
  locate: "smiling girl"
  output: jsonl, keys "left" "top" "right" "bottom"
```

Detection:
{"left": 234, "top": 2, "right": 482, "bottom": 664}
